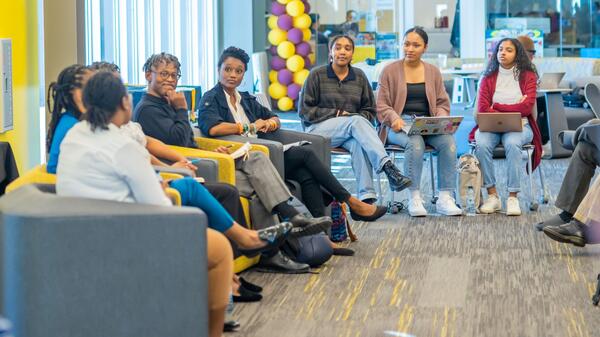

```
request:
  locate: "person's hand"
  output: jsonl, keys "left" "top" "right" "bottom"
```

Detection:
{"left": 391, "top": 119, "right": 405, "bottom": 132}
{"left": 160, "top": 179, "right": 170, "bottom": 191}
{"left": 165, "top": 90, "right": 188, "bottom": 110}
{"left": 519, "top": 95, "right": 528, "bottom": 103}
{"left": 254, "top": 119, "right": 269, "bottom": 132}
{"left": 340, "top": 111, "right": 350, "bottom": 116}
{"left": 171, "top": 160, "right": 198, "bottom": 173}
{"left": 214, "top": 146, "right": 230, "bottom": 154}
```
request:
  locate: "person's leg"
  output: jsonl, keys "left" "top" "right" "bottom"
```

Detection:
{"left": 386, "top": 131, "right": 425, "bottom": 191}
{"left": 286, "top": 165, "right": 327, "bottom": 217}
{"left": 204, "top": 182, "right": 247, "bottom": 227}
{"left": 555, "top": 141, "right": 600, "bottom": 214}
{"left": 341, "top": 137, "right": 377, "bottom": 201}
{"left": 474, "top": 130, "right": 502, "bottom": 213}
{"left": 501, "top": 125, "right": 533, "bottom": 195}
{"left": 426, "top": 134, "right": 458, "bottom": 192}
{"left": 206, "top": 228, "right": 233, "bottom": 337}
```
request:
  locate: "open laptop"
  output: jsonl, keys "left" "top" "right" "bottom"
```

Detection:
{"left": 478, "top": 112, "right": 522, "bottom": 133}
{"left": 539, "top": 72, "right": 566, "bottom": 90}
{"left": 404, "top": 116, "right": 464, "bottom": 136}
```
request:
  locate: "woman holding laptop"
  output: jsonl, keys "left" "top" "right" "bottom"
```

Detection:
{"left": 470, "top": 37, "right": 541, "bottom": 216}
{"left": 377, "top": 27, "right": 462, "bottom": 217}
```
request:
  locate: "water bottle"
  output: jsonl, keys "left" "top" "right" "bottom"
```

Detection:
{"left": 466, "top": 187, "right": 476, "bottom": 215}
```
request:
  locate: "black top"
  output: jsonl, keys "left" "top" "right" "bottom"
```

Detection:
{"left": 133, "top": 93, "right": 197, "bottom": 148}
{"left": 402, "top": 83, "right": 430, "bottom": 117}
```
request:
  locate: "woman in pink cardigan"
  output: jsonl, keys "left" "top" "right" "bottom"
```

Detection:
{"left": 377, "top": 27, "right": 461, "bottom": 217}
{"left": 470, "top": 37, "right": 541, "bottom": 216}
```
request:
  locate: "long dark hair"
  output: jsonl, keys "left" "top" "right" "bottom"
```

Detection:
{"left": 46, "top": 64, "right": 91, "bottom": 152}
{"left": 483, "top": 37, "right": 537, "bottom": 80}
{"left": 83, "top": 72, "right": 128, "bottom": 131}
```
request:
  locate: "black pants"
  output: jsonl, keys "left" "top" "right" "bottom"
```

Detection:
{"left": 204, "top": 182, "right": 247, "bottom": 227}
{"left": 284, "top": 146, "right": 351, "bottom": 217}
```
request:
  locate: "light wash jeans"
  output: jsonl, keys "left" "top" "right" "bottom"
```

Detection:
{"left": 474, "top": 124, "right": 533, "bottom": 193}
{"left": 387, "top": 131, "right": 457, "bottom": 192}
{"left": 306, "top": 115, "right": 391, "bottom": 201}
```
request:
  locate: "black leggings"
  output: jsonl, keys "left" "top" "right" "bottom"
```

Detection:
{"left": 284, "top": 146, "right": 351, "bottom": 217}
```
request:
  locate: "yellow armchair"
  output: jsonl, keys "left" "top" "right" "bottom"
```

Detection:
{"left": 6, "top": 165, "right": 56, "bottom": 194}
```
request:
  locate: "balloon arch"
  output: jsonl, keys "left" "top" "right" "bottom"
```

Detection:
{"left": 267, "top": 0, "right": 314, "bottom": 111}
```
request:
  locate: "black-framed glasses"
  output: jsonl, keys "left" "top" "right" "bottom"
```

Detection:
{"left": 153, "top": 71, "right": 181, "bottom": 80}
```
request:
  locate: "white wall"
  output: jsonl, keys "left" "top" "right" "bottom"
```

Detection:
{"left": 413, "top": 0, "right": 456, "bottom": 30}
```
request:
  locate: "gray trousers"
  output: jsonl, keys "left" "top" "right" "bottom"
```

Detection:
{"left": 235, "top": 151, "right": 292, "bottom": 229}
{"left": 555, "top": 141, "right": 600, "bottom": 214}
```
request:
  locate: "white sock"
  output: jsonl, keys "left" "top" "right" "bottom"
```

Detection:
{"left": 409, "top": 189, "right": 421, "bottom": 201}
{"left": 438, "top": 191, "right": 452, "bottom": 200}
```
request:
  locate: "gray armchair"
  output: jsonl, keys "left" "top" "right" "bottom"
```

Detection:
{"left": 0, "top": 185, "right": 209, "bottom": 337}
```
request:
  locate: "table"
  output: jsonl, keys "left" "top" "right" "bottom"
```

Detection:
{"left": 538, "top": 88, "right": 573, "bottom": 158}
{"left": 441, "top": 68, "right": 483, "bottom": 109}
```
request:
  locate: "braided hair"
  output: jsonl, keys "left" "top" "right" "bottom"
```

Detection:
{"left": 46, "top": 64, "right": 91, "bottom": 152}
{"left": 83, "top": 71, "right": 128, "bottom": 131}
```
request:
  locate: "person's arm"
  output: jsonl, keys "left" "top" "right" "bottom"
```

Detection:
{"left": 433, "top": 68, "right": 451, "bottom": 117}
{"left": 146, "top": 135, "right": 187, "bottom": 162}
{"left": 136, "top": 102, "right": 193, "bottom": 146}
{"left": 249, "top": 98, "right": 280, "bottom": 132}
{"left": 376, "top": 67, "right": 402, "bottom": 127}
{"left": 114, "top": 142, "right": 171, "bottom": 206}
{"left": 299, "top": 71, "right": 338, "bottom": 123}
{"left": 492, "top": 72, "right": 537, "bottom": 116}
{"left": 476, "top": 76, "right": 496, "bottom": 113}
{"left": 357, "top": 74, "right": 377, "bottom": 122}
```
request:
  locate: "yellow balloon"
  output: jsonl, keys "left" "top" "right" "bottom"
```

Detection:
{"left": 277, "top": 0, "right": 291, "bottom": 4}
{"left": 269, "top": 70, "right": 278, "bottom": 84}
{"left": 286, "top": 0, "right": 305, "bottom": 17}
{"left": 293, "top": 14, "right": 312, "bottom": 29}
{"left": 293, "top": 69, "right": 310, "bottom": 85}
{"left": 308, "top": 52, "right": 316, "bottom": 65}
{"left": 278, "top": 97, "right": 294, "bottom": 111}
{"left": 268, "top": 82, "right": 287, "bottom": 100}
{"left": 302, "top": 28, "right": 312, "bottom": 42}
{"left": 277, "top": 41, "right": 296, "bottom": 59}
{"left": 268, "top": 28, "right": 287, "bottom": 46}
{"left": 267, "top": 15, "right": 278, "bottom": 30}
{"left": 286, "top": 55, "right": 305, "bottom": 72}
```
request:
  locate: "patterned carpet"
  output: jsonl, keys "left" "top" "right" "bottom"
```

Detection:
{"left": 231, "top": 154, "right": 600, "bottom": 337}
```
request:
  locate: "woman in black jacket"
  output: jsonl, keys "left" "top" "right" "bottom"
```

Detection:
{"left": 198, "top": 46, "right": 386, "bottom": 225}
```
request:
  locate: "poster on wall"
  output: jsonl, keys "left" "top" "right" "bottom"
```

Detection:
{"left": 376, "top": 33, "right": 398, "bottom": 60}
{"left": 485, "top": 29, "right": 543, "bottom": 59}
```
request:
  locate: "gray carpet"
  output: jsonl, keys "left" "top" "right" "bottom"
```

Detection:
{"left": 231, "top": 156, "right": 600, "bottom": 337}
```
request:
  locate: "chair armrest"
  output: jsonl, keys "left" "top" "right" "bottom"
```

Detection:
{"left": 194, "top": 137, "right": 269, "bottom": 156}
{"left": 215, "top": 135, "right": 285, "bottom": 178}
{"left": 168, "top": 145, "right": 236, "bottom": 184}
{"left": 6, "top": 165, "right": 56, "bottom": 194}
{"left": 186, "top": 157, "right": 218, "bottom": 183}
{"left": 153, "top": 165, "right": 195, "bottom": 177}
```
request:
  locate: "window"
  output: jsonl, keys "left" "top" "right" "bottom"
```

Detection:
{"left": 84, "top": 0, "right": 217, "bottom": 88}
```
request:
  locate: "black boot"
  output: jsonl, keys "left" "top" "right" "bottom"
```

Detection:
{"left": 543, "top": 220, "right": 586, "bottom": 247}
{"left": 382, "top": 161, "right": 412, "bottom": 192}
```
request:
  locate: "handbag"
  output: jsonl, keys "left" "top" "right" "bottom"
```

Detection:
{"left": 329, "top": 201, "right": 357, "bottom": 243}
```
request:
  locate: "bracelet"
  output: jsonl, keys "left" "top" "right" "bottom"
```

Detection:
{"left": 270, "top": 119, "right": 278, "bottom": 131}
{"left": 237, "top": 123, "right": 243, "bottom": 135}
{"left": 250, "top": 123, "right": 256, "bottom": 134}
{"left": 243, "top": 124, "right": 249, "bottom": 134}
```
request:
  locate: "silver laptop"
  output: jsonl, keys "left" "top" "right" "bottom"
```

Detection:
{"left": 478, "top": 113, "right": 522, "bottom": 133}
{"left": 539, "top": 72, "right": 566, "bottom": 90}
{"left": 404, "top": 116, "right": 463, "bottom": 136}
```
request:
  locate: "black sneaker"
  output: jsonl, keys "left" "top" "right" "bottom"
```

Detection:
{"left": 382, "top": 161, "right": 412, "bottom": 192}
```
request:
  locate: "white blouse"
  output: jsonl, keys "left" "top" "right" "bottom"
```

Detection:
{"left": 56, "top": 121, "right": 171, "bottom": 206}
{"left": 223, "top": 89, "right": 257, "bottom": 138}
{"left": 492, "top": 66, "right": 523, "bottom": 105}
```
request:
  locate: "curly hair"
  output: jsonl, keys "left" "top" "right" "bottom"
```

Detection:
{"left": 83, "top": 72, "right": 128, "bottom": 131}
{"left": 483, "top": 37, "right": 537, "bottom": 80}
{"left": 89, "top": 61, "right": 121, "bottom": 73}
{"left": 46, "top": 64, "right": 92, "bottom": 152}
{"left": 218, "top": 46, "right": 250, "bottom": 71}
{"left": 142, "top": 52, "right": 181, "bottom": 76}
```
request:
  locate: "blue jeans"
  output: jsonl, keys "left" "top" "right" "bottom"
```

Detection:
{"left": 169, "top": 177, "right": 234, "bottom": 233}
{"left": 306, "top": 115, "right": 391, "bottom": 201}
{"left": 387, "top": 131, "right": 457, "bottom": 191}
{"left": 474, "top": 124, "right": 534, "bottom": 193}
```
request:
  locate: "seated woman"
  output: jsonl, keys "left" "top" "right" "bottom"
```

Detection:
{"left": 47, "top": 65, "right": 289, "bottom": 257}
{"left": 470, "top": 37, "right": 542, "bottom": 216}
{"left": 197, "top": 46, "right": 387, "bottom": 223}
{"left": 56, "top": 72, "right": 244, "bottom": 337}
{"left": 299, "top": 35, "right": 411, "bottom": 203}
{"left": 377, "top": 27, "right": 462, "bottom": 217}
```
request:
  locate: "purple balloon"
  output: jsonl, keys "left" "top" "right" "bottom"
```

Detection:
{"left": 271, "top": 1, "right": 286, "bottom": 16}
{"left": 277, "top": 14, "right": 293, "bottom": 31}
{"left": 303, "top": 56, "right": 311, "bottom": 69}
{"left": 269, "top": 45, "right": 278, "bottom": 55}
{"left": 278, "top": 69, "right": 293, "bottom": 85}
{"left": 287, "top": 83, "right": 301, "bottom": 100}
{"left": 302, "top": 0, "right": 311, "bottom": 13}
{"left": 295, "top": 42, "right": 311, "bottom": 56}
{"left": 270, "top": 56, "right": 286, "bottom": 71}
{"left": 288, "top": 28, "right": 303, "bottom": 44}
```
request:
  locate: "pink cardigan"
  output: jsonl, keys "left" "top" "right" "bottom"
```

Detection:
{"left": 376, "top": 60, "right": 450, "bottom": 143}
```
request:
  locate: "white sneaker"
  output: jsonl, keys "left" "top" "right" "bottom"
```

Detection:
{"left": 506, "top": 196, "right": 522, "bottom": 216}
{"left": 436, "top": 195, "right": 463, "bottom": 216}
{"left": 479, "top": 194, "right": 501, "bottom": 214}
{"left": 408, "top": 197, "right": 428, "bottom": 217}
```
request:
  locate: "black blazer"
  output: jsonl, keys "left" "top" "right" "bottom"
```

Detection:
{"left": 197, "top": 83, "right": 277, "bottom": 136}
